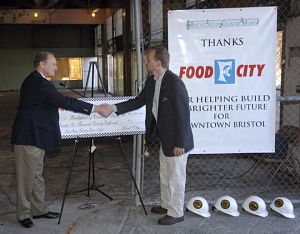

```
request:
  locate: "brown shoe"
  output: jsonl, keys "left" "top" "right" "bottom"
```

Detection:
{"left": 158, "top": 215, "right": 184, "bottom": 225}
{"left": 151, "top": 206, "right": 167, "bottom": 214}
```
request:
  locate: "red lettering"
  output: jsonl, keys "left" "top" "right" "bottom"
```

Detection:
{"left": 257, "top": 64, "right": 265, "bottom": 76}
{"left": 205, "top": 66, "right": 213, "bottom": 78}
{"left": 179, "top": 66, "right": 186, "bottom": 78}
{"left": 181, "top": 64, "right": 266, "bottom": 79}
{"left": 186, "top": 67, "right": 194, "bottom": 79}
{"left": 237, "top": 64, "right": 244, "bottom": 77}
{"left": 243, "top": 65, "right": 248, "bottom": 77}
{"left": 248, "top": 64, "right": 256, "bottom": 76}
{"left": 195, "top": 66, "right": 204, "bottom": 78}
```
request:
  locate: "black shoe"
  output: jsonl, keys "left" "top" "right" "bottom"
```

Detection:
{"left": 32, "top": 211, "right": 60, "bottom": 219}
{"left": 18, "top": 218, "right": 33, "bottom": 228}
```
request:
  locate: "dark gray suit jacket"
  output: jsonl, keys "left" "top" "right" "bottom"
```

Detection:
{"left": 11, "top": 70, "right": 93, "bottom": 153}
{"left": 116, "top": 69, "right": 194, "bottom": 156}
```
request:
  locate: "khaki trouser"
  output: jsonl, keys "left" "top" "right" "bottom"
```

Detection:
{"left": 14, "top": 145, "right": 47, "bottom": 220}
{"left": 159, "top": 147, "right": 189, "bottom": 218}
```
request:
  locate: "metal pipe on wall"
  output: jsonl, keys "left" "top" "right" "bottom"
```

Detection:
{"left": 132, "top": 0, "right": 144, "bottom": 206}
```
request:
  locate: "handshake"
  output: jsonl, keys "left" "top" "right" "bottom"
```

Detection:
{"left": 94, "top": 104, "right": 115, "bottom": 117}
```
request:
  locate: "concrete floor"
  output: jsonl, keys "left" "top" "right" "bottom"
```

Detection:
{"left": 1, "top": 90, "right": 300, "bottom": 234}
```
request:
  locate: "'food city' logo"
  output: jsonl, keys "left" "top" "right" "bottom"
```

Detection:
{"left": 179, "top": 59, "right": 265, "bottom": 84}
{"left": 215, "top": 59, "right": 235, "bottom": 84}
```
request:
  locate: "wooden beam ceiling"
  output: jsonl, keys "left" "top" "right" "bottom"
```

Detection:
{"left": 0, "top": 8, "right": 114, "bottom": 24}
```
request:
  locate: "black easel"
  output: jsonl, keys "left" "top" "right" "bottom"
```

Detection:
{"left": 84, "top": 61, "right": 106, "bottom": 97}
{"left": 58, "top": 61, "right": 111, "bottom": 224}
{"left": 58, "top": 61, "right": 147, "bottom": 224}
{"left": 72, "top": 61, "right": 111, "bottom": 199}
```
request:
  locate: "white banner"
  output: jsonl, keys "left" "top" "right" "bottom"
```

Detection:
{"left": 59, "top": 97, "right": 145, "bottom": 139}
{"left": 168, "top": 7, "right": 277, "bottom": 154}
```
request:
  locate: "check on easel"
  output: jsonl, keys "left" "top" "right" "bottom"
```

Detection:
{"left": 58, "top": 96, "right": 148, "bottom": 223}
{"left": 59, "top": 96, "right": 146, "bottom": 139}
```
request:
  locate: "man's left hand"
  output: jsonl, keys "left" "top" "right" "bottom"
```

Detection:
{"left": 173, "top": 147, "right": 185, "bottom": 156}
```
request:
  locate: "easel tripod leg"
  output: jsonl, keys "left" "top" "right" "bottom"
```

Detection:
{"left": 58, "top": 139, "right": 78, "bottom": 224}
{"left": 90, "top": 139, "right": 113, "bottom": 200}
{"left": 84, "top": 63, "right": 92, "bottom": 97}
{"left": 87, "top": 139, "right": 92, "bottom": 197}
{"left": 65, "top": 138, "right": 113, "bottom": 200}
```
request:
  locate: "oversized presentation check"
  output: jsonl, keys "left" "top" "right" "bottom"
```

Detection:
{"left": 59, "top": 97, "right": 146, "bottom": 139}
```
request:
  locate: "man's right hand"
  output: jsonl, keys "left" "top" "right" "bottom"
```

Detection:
{"left": 94, "top": 104, "right": 114, "bottom": 117}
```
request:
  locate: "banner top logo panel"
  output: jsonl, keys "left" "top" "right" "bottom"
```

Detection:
{"left": 186, "top": 18, "right": 259, "bottom": 30}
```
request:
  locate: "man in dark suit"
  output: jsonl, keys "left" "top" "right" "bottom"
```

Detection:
{"left": 11, "top": 51, "right": 104, "bottom": 228}
{"left": 100, "top": 46, "right": 194, "bottom": 225}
